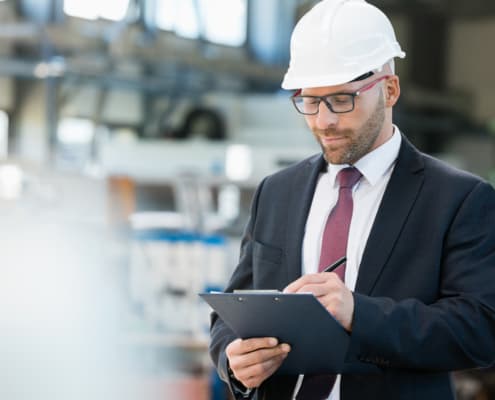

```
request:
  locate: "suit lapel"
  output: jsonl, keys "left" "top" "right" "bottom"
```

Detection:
{"left": 285, "top": 155, "right": 326, "bottom": 283}
{"left": 355, "top": 137, "right": 425, "bottom": 294}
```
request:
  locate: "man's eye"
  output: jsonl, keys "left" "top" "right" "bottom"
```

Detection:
{"left": 331, "top": 95, "right": 351, "bottom": 104}
{"left": 303, "top": 98, "right": 319, "bottom": 105}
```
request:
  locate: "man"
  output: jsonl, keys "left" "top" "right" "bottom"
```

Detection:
{"left": 209, "top": 0, "right": 495, "bottom": 399}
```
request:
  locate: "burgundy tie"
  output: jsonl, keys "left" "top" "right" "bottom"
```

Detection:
{"left": 296, "top": 167, "right": 362, "bottom": 400}
{"left": 318, "top": 167, "right": 363, "bottom": 275}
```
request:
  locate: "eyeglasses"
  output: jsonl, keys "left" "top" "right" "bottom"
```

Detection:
{"left": 291, "top": 75, "right": 390, "bottom": 115}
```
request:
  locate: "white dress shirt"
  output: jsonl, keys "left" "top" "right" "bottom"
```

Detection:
{"left": 292, "top": 127, "right": 402, "bottom": 400}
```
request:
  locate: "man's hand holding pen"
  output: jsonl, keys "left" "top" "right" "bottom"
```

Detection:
{"left": 283, "top": 257, "right": 355, "bottom": 332}
{"left": 225, "top": 257, "right": 352, "bottom": 390}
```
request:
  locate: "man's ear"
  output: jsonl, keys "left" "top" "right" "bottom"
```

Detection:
{"left": 385, "top": 75, "right": 400, "bottom": 107}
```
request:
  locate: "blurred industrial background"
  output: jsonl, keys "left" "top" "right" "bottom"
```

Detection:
{"left": 0, "top": 0, "right": 494, "bottom": 399}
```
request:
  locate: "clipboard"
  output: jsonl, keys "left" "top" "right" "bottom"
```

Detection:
{"left": 200, "top": 292, "right": 350, "bottom": 374}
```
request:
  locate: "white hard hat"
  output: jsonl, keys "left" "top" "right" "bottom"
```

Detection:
{"left": 281, "top": 0, "right": 405, "bottom": 90}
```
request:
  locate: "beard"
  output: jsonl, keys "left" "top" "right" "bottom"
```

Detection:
{"left": 315, "top": 92, "right": 386, "bottom": 165}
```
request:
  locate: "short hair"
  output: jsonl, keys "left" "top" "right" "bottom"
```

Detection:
{"left": 351, "top": 58, "right": 396, "bottom": 83}
{"left": 387, "top": 59, "right": 396, "bottom": 74}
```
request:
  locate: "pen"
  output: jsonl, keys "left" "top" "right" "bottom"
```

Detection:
{"left": 322, "top": 256, "right": 347, "bottom": 273}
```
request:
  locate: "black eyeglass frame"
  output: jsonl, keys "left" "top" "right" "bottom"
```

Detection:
{"left": 291, "top": 75, "right": 390, "bottom": 115}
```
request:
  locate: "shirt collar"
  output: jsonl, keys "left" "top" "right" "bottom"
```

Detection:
{"left": 326, "top": 126, "right": 402, "bottom": 187}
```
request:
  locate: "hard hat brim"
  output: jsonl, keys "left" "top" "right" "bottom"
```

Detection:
{"left": 281, "top": 51, "right": 405, "bottom": 90}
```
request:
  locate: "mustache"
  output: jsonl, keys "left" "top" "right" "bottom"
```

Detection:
{"left": 314, "top": 128, "right": 350, "bottom": 137}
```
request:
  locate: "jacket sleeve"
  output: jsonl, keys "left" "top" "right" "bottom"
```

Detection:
{"left": 208, "top": 179, "right": 266, "bottom": 398}
{"left": 346, "top": 181, "right": 495, "bottom": 371}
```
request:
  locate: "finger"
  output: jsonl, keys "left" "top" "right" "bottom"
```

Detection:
{"left": 307, "top": 277, "right": 345, "bottom": 296}
{"left": 317, "top": 288, "right": 355, "bottom": 331}
{"left": 283, "top": 274, "right": 328, "bottom": 293}
{"left": 229, "top": 343, "right": 291, "bottom": 371}
{"left": 236, "top": 353, "right": 289, "bottom": 388}
{"left": 285, "top": 273, "right": 343, "bottom": 295}
{"left": 239, "top": 343, "right": 291, "bottom": 368}
{"left": 294, "top": 283, "right": 331, "bottom": 297}
{"left": 318, "top": 294, "right": 340, "bottom": 313}
{"left": 237, "top": 351, "right": 289, "bottom": 380}
{"left": 226, "top": 337, "right": 278, "bottom": 357}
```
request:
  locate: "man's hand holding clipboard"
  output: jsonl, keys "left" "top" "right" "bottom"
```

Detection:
{"left": 200, "top": 256, "right": 354, "bottom": 391}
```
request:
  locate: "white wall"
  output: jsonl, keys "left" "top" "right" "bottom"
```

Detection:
{"left": 205, "top": 92, "right": 318, "bottom": 148}
{"left": 101, "top": 89, "right": 143, "bottom": 125}
{"left": 61, "top": 84, "right": 143, "bottom": 124}
{"left": 100, "top": 139, "right": 318, "bottom": 185}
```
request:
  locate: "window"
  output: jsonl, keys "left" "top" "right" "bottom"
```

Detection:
{"left": 225, "top": 144, "right": 252, "bottom": 181}
{"left": 198, "top": 0, "right": 246, "bottom": 46}
{"left": 64, "top": 0, "right": 130, "bottom": 21}
{"left": 56, "top": 117, "right": 95, "bottom": 171}
{"left": 155, "top": 0, "right": 246, "bottom": 46}
{"left": 58, "top": 118, "right": 94, "bottom": 145}
{"left": 156, "top": 0, "right": 199, "bottom": 39}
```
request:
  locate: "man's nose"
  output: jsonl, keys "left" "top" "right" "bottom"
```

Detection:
{"left": 315, "top": 101, "right": 339, "bottom": 130}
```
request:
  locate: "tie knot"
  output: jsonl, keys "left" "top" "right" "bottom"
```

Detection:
{"left": 337, "top": 167, "right": 362, "bottom": 189}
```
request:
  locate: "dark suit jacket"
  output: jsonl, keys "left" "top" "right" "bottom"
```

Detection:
{"left": 210, "top": 136, "right": 495, "bottom": 400}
